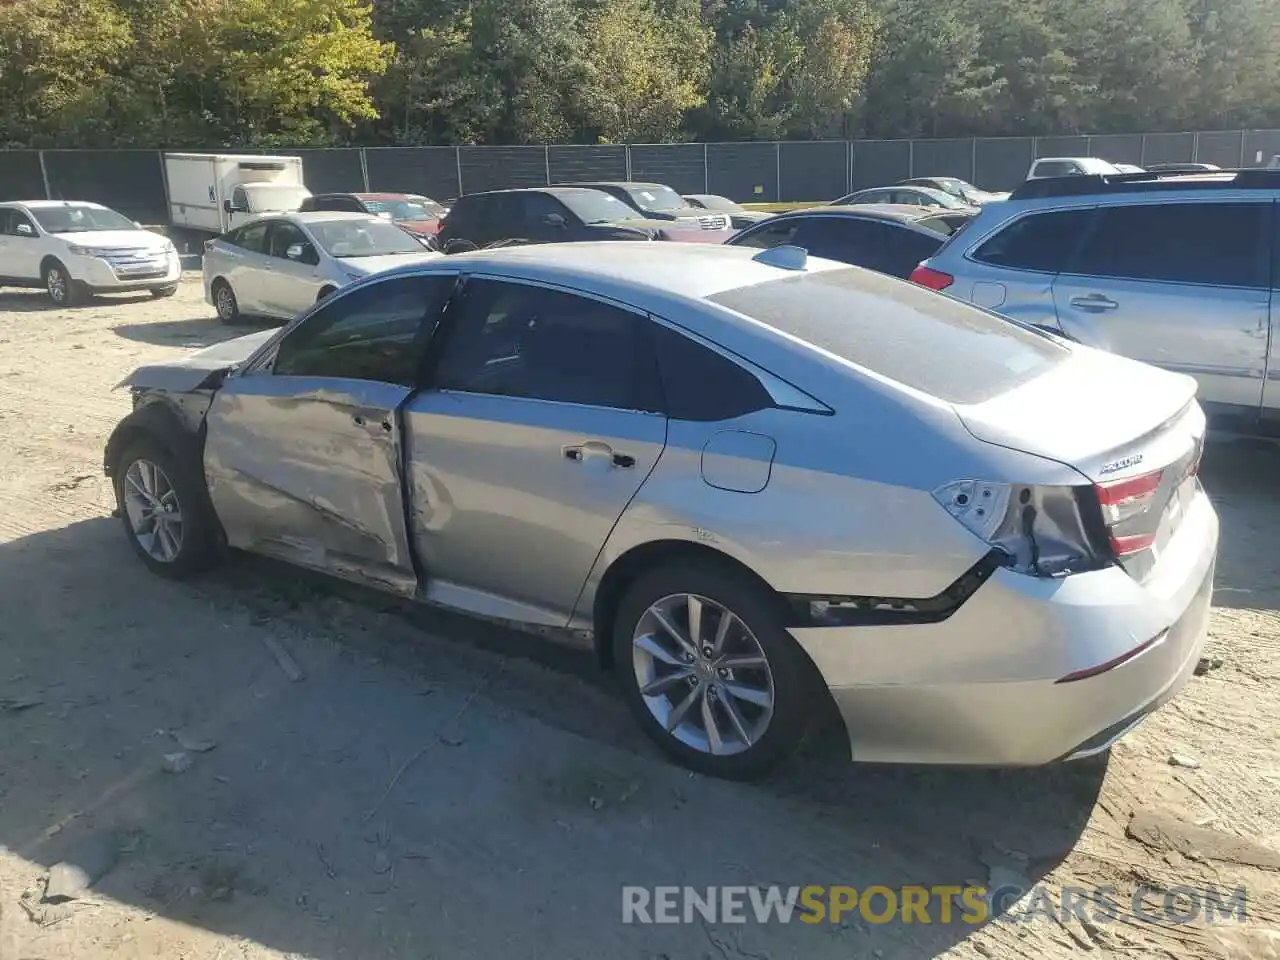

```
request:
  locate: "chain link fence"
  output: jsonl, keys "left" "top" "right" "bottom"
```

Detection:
{"left": 4, "top": 130, "right": 1279, "bottom": 223}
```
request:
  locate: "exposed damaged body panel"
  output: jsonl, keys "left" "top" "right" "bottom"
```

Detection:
{"left": 117, "top": 328, "right": 279, "bottom": 395}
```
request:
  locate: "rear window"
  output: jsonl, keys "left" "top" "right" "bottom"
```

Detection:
{"left": 708, "top": 268, "right": 1068, "bottom": 404}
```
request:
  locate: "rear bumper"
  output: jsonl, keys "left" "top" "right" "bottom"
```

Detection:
{"left": 791, "top": 489, "right": 1218, "bottom": 765}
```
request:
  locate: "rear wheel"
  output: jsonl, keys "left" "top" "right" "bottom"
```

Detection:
{"left": 115, "top": 438, "right": 218, "bottom": 579}
{"left": 212, "top": 279, "right": 240, "bottom": 324}
{"left": 611, "top": 562, "right": 816, "bottom": 780}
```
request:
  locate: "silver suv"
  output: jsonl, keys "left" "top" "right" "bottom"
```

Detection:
{"left": 913, "top": 168, "right": 1280, "bottom": 433}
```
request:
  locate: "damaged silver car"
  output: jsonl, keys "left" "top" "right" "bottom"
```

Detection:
{"left": 105, "top": 242, "right": 1217, "bottom": 781}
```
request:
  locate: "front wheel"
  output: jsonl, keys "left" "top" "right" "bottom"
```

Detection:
{"left": 115, "top": 438, "right": 218, "bottom": 579}
{"left": 44, "top": 261, "right": 82, "bottom": 306}
{"left": 212, "top": 279, "right": 240, "bottom": 324}
{"left": 612, "top": 563, "right": 818, "bottom": 780}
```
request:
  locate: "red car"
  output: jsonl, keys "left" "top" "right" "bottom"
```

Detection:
{"left": 299, "top": 192, "right": 448, "bottom": 238}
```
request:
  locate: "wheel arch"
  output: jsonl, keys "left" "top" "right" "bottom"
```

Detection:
{"left": 590, "top": 539, "right": 793, "bottom": 671}
{"left": 39, "top": 254, "right": 65, "bottom": 275}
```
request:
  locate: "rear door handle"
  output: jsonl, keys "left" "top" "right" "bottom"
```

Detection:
{"left": 1068, "top": 294, "right": 1119, "bottom": 312}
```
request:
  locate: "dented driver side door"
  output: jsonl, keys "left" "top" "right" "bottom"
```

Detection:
{"left": 203, "top": 273, "right": 457, "bottom": 597}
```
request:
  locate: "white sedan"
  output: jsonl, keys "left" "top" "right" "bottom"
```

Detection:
{"left": 202, "top": 210, "right": 441, "bottom": 323}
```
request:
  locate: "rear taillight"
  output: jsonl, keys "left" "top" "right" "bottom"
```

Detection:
{"left": 1095, "top": 469, "right": 1164, "bottom": 557}
{"left": 910, "top": 265, "right": 954, "bottom": 291}
{"left": 932, "top": 480, "right": 1105, "bottom": 578}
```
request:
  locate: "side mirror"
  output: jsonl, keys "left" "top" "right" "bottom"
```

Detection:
{"left": 542, "top": 213, "right": 566, "bottom": 228}
{"left": 285, "top": 243, "right": 306, "bottom": 262}
{"left": 15, "top": 223, "right": 35, "bottom": 238}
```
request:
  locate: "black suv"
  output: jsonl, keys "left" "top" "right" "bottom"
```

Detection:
{"left": 437, "top": 187, "right": 673, "bottom": 249}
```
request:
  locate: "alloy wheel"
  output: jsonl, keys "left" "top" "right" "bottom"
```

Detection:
{"left": 215, "top": 285, "right": 236, "bottom": 320}
{"left": 47, "top": 267, "right": 67, "bottom": 304}
{"left": 631, "top": 593, "right": 775, "bottom": 756}
{"left": 122, "top": 458, "right": 185, "bottom": 563}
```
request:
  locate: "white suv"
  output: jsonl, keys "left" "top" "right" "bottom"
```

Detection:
{"left": 0, "top": 201, "right": 181, "bottom": 306}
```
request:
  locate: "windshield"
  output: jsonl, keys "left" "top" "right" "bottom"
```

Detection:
{"left": 244, "top": 183, "right": 310, "bottom": 212}
{"left": 31, "top": 205, "right": 137, "bottom": 234}
{"left": 710, "top": 267, "right": 1066, "bottom": 405}
{"left": 363, "top": 196, "right": 444, "bottom": 220}
{"left": 625, "top": 184, "right": 686, "bottom": 212}
{"left": 308, "top": 218, "right": 428, "bottom": 257}
{"left": 561, "top": 191, "right": 644, "bottom": 224}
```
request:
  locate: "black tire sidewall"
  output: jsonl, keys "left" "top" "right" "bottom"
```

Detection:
{"left": 611, "top": 562, "right": 816, "bottom": 780}
{"left": 44, "top": 261, "right": 78, "bottom": 306}
{"left": 114, "top": 438, "right": 216, "bottom": 579}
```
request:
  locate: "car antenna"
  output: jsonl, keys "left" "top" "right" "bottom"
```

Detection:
{"left": 751, "top": 245, "right": 808, "bottom": 271}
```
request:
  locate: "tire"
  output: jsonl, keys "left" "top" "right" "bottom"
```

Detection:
{"left": 317, "top": 286, "right": 337, "bottom": 303}
{"left": 150, "top": 284, "right": 179, "bottom": 298}
{"left": 211, "top": 279, "right": 240, "bottom": 324}
{"left": 43, "top": 260, "right": 82, "bottom": 306}
{"left": 114, "top": 437, "right": 218, "bottom": 579}
{"left": 611, "top": 562, "right": 817, "bottom": 781}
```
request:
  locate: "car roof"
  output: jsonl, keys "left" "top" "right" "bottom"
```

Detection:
{"left": 381, "top": 241, "right": 849, "bottom": 301}
{"left": 8, "top": 200, "right": 108, "bottom": 209}
{"left": 563, "top": 181, "right": 667, "bottom": 190}
{"left": 796, "top": 203, "right": 963, "bottom": 223}
{"left": 456, "top": 186, "right": 613, "bottom": 201}
{"left": 257, "top": 210, "right": 380, "bottom": 224}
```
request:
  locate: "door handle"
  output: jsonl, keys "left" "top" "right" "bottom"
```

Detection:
{"left": 563, "top": 440, "right": 634, "bottom": 468}
{"left": 1068, "top": 294, "right": 1118, "bottom": 312}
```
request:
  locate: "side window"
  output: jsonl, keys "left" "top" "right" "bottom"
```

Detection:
{"left": 653, "top": 325, "right": 773, "bottom": 421}
{"left": 521, "top": 193, "right": 568, "bottom": 222}
{"left": 5, "top": 210, "right": 36, "bottom": 237}
{"left": 858, "top": 190, "right": 889, "bottom": 204}
{"left": 731, "top": 219, "right": 801, "bottom": 250}
{"left": 794, "top": 218, "right": 887, "bottom": 267}
{"left": 433, "top": 279, "right": 662, "bottom": 412}
{"left": 972, "top": 209, "right": 1093, "bottom": 273}
{"left": 273, "top": 274, "right": 456, "bottom": 385}
{"left": 266, "top": 222, "right": 312, "bottom": 261}
{"left": 226, "top": 220, "right": 270, "bottom": 253}
{"left": 232, "top": 186, "right": 249, "bottom": 211}
{"left": 1071, "top": 202, "right": 1270, "bottom": 288}
{"left": 887, "top": 227, "right": 945, "bottom": 277}
{"left": 1033, "top": 161, "right": 1077, "bottom": 179}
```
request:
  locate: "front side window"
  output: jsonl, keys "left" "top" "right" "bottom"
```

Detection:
{"left": 433, "top": 279, "right": 662, "bottom": 412}
{"left": 729, "top": 219, "right": 801, "bottom": 250}
{"left": 794, "top": 218, "right": 892, "bottom": 271}
{"left": 4, "top": 210, "right": 37, "bottom": 237}
{"left": 273, "top": 274, "right": 456, "bottom": 385}
{"left": 266, "top": 222, "right": 310, "bottom": 260}
{"left": 1070, "top": 202, "right": 1270, "bottom": 288}
{"left": 560, "top": 191, "right": 643, "bottom": 224}
{"left": 1033, "top": 161, "right": 1078, "bottom": 179}
{"left": 231, "top": 187, "right": 250, "bottom": 211}
{"left": 972, "top": 209, "right": 1094, "bottom": 273}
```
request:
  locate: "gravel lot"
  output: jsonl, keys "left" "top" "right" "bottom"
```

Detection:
{"left": 0, "top": 275, "right": 1278, "bottom": 960}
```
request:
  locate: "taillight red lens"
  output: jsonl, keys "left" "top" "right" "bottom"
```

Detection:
{"left": 1095, "top": 469, "right": 1164, "bottom": 556}
{"left": 909, "top": 265, "right": 954, "bottom": 290}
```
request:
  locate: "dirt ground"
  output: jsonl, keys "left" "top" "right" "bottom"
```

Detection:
{"left": 0, "top": 275, "right": 1278, "bottom": 960}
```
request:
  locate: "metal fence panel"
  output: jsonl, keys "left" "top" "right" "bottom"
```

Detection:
{"left": 548, "top": 145, "right": 627, "bottom": 184}
{"left": 43, "top": 149, "right": 167, "bottom": 223}
{"left": 973, "top": 138, "right": 1034, "bottom": 191}
{"left": 365, "top": 147, "right": 460, "bottom": 201}
{"left": 1089, "top": 134, "right": 1143, "bottom": 165}
{"left": 459, "top": 146, "right": 547, "bottom": 194}
{"left": 778, "top": 141, "right": 846, "bottom": 202}
{"left": 295, "top": 148, "right": 366, "bottom": 193}
{"left": 0, "top": 151, "right": 45, "bottom": 202}
{"left": 1140, "top": 133, "right": 1194, "bottom": 164}
{"left": 628, "top": 144, "right": 706, "bottom": 195}
{"left": 1196, "top": 131, "right": 1245, "bottom": 168}
{"left": 909, "top": 139, "right": 975, "bottom": 182}
{"left": 851, "top": 140, "right": 910, "bottom": 189}
{"left": 1033, "top": 136, "right": 1089, "bottom": 158}
{"left": 706, "top": 142, "right": 777, "bottom": 202}
{"left": 1243, "top": 130, "right": 1280, "bottom": 167}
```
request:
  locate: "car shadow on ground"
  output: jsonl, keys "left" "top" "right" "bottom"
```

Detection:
{"left": 111, "top": 316, "right": 279, "bottom": 349}
{"left": 0, "top": 289, "right": 156, "bottom": 313}
{"left": 0, "top": 515, "right": 1105, "bottom": 959}
{"left": 1199, "top": 435, "right": 1280, "bottom": 613}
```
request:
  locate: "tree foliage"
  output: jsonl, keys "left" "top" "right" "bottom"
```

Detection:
{"left": 0, "top": 0, "right": 1278, "bottom": 147}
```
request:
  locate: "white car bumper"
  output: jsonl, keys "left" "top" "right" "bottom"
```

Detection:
{"left": 70, "top": 252, "right": 181, "bottom": 292}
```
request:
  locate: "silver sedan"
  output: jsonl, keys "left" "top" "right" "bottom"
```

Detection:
{"left": 106, "top": 242, "right": 1217, "bottom": 780}
{"left": 202, "top": 210, "right": 440, "bottom": 323}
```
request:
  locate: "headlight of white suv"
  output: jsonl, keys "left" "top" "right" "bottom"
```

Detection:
{"left": 66, "top": 244, "right": 112, "bottom": 257}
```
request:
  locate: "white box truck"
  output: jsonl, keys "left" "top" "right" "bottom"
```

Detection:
{"left": 164, "top": 153, "right": 311, "bottom": 238}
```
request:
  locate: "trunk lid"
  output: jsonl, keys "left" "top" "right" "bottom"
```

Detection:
{"left": 954, "top": 344, "right": 1205, "bottom": 580}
